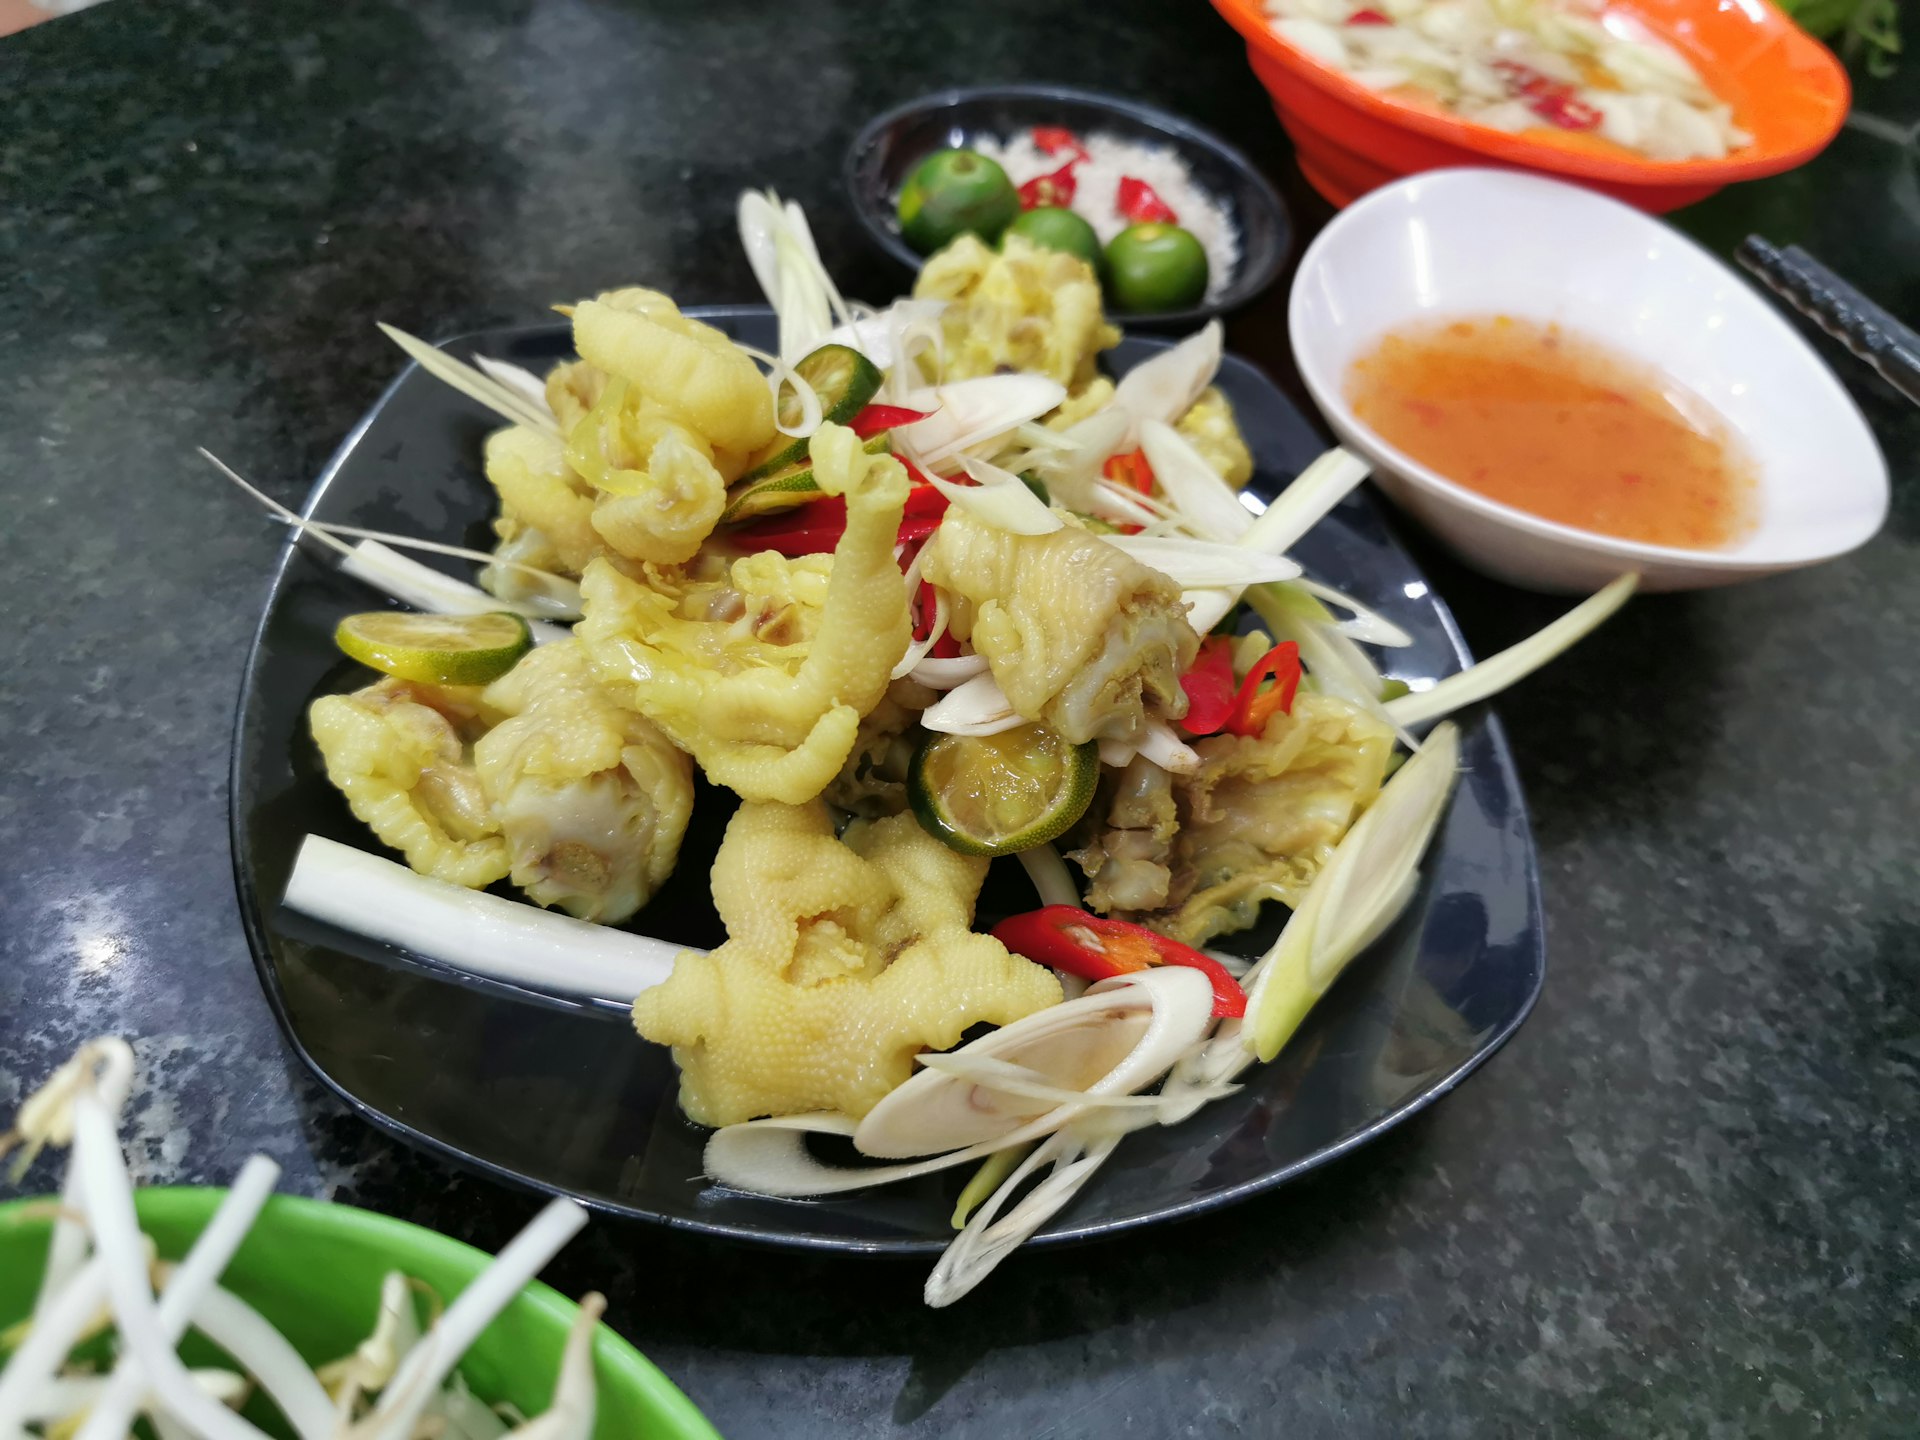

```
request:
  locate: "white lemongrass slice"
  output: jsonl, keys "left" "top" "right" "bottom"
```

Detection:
{"left": 1385, "top": 574, "right": 1640, "bottom": 727}
{"left": 896, "top": 375, "right": 1067, "bottom": 468}
{"left": 706, "top": 970, "right": 1214, "bottom": 1197}
{"left": 731, "top": 342, "right": 822, "bottom": 440}
{"left": 1112, "top": 322, "right": 1222, "bottom": 433}
{"left": 924, "top": 1128, "right": 1124, "bottom": 1308}
{"left": 1238, "top": 448, "right": 1371, "bottom": 557}
{"left": 378, "top": 325, "right": 559, "bottom": 438}
{"left": 919, "top": 460, "right": 1060, "bottom": 537}
{"left": 0, "top": 1254, "right": 112, "bottom": 1430}
{"left": 1102, "top": 535, "right": 1299, "bottom": 588}
{"left": 1137, "top": 720, "right": 1200, "bottom": 775}
{"left": 1097, "top": 737, "right": 1135, "bottom": 769}
{"left": 1136, "top": 420, "right": 1253, "bottom": 541}
{"left": 1244, "top": 724, "right": 1461, "bottom": 1061}
{"left": 77, "top": 1155, "right": 324, "bottom": 1440}
{"left": 283, "top": 523, "right": 582, "bottom": 619}
{"left": 856, "top": 968, "right": 1214, "bottom": 1159}
{"left": 340, "top": 543, "right": 572, "bottom": 643}
{"left": 473, "top": 358, "right": 555, "bottom": 420}
{"left": 360, "top": 1198, "right": 589, "bottom": 1440}
{"left": 919, "top": 673, "right": 1026, "bottom": 738}
{"left": 822, "top": 298, "right": 948, "bottom": 370}
{"left": 1181, "top": 587, "right": 1240, "bottom": 635}
{"left": 282, "top": 836, "right": 688, "bottom": 1002}
{"left": 913, "top": 1053, "right": 1227, "bottom": 1111}
{"left": 1035, "top": 406, "right": 1133, "bottom": 511}
{"left": 1088, "top": 481, "right": 1161, "bottom": 530}
{"left": 498, "top": 1293, "right": 603, "bottom": 1440}
{"left": 201, "top": 451, "right": 576, "bottom": 628}
{"left": 1016, "top": 844, "right": 1080, "bottom": 909}
{"left": 71, "top": 1097, "right": 275, "bottom": 1440}
{"left": 737, "top": 191, "right": 846, "bottom": 365}
{"left": 1294, "top": 578, "right": 1413, "bottom": 647}
{"left": 908, "top": 654, "right": 989, "bottom": 690}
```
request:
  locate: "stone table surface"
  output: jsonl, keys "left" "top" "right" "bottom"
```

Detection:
{"left": 1, "top": 1, "right": 1914, "bottom": 1435}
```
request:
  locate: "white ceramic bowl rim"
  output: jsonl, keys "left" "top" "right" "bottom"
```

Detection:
{"left": 1289, "top": 168, "right": 1890, "bottom": 574}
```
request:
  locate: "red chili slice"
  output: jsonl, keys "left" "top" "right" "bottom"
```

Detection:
{"left": 850, "top": 404, "right": 933, "bottom": 439}
{"left": 991, "top": 906, "right": 1247, "bottom": 1018}
{"left": 1345, "top": 8, "right": 1392, "bottom": 22}
{"left": 1178, "top": 636, "right": 1237, "bottom": 737}
{"left": 1018, "top": 160, "right": 1079, "bottom": 211}
{"left": 1032, "top": 126, "right": 1090, "bottom": 163}
{"left": 1530, "top": 92, "right": 1603, "bottom": 130}
{"left": 1116, "top": 177, "right": 1178, "bottom": 225}
{"left": 1225, "top": 641, "right": 1302, "bottom": 737}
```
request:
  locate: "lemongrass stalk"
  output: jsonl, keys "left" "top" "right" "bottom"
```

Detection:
{"left": 1137, "top": 419, "right": 1253, "bottom": 542}
{"left": 0, "top": 1255, "right": 111, "bottom": 1438}
{"left": 1102, "top": 536, "right": 1299, "bottom": 588}
{"left": 378, "top": 325, "right": 558, "bottom": 437}
{"left": 70, "top": 1097, "right": 274, "bottom": 1440}
{"left": 919, "top": 673, "right": 1025, "bottom": 738}
{"left": 1293, "top": 578, "right": 1414, "bottom": 647}
{"left": 472, "top": 358, "right": 553, "bottom": 420}
{"left": 1015, "top": 844, "right": 1080, "bottom": 909}
{"left": 1238, "top": 448, "right": 1370, "bottom": 557}
{"left": 908, "top": 654, "right": 989, "bottom": 690}
{"left": 74, "top": 1155, "right": 301, "bottom": 1440}
{"left": 282, "top": 836, "right": 687, "bottom": 1004}
{"left": 950, "top": 1144, "right": 1034, "bottom": 1230}
{"left": 357, "top": 1199, "right": 589, "bottom": 1440}
{"left": 1385, "top": 574, "right": 1639, "bottom": 727}
{"left": 1244, "top": 724, "right": 1460, "bottom": 1060}
{"left": 271, "top": 520, "right": 581, "bottom": 609}
{"left": 339, "top": 543, "right": 572, "bottom": 643}
{"left": 924, "top": 1129, "right": 1124, "bottom": 1308}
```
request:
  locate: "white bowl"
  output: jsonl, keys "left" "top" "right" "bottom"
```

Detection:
{"left": 1288, "top": 168, "right": 1889, "bottom": 593}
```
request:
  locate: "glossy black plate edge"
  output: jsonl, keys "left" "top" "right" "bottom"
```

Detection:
{"left": 842, "top": 83, "right": 1290, "bottom": 328}
{"left": 228, "top": 312, "right": 1545, "bottom": 1255}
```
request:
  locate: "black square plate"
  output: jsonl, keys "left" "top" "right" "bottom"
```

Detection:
{"left": 230, "top": 310, "right": 1543, "bottom": 1253}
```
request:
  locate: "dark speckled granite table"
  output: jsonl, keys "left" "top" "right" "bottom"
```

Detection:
{"left": 2, "top": 1, "right": 1915, "bottom": 1434}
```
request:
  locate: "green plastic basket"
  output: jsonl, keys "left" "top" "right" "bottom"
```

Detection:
{"left": 0, "top": 1188, "right": 721, "bottom": 1440}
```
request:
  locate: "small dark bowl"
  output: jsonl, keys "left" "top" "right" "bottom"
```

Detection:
{"left": 844, "top": 84, "right": 1291, "bottom": 329}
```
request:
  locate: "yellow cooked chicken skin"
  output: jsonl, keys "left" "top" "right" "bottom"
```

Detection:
{"left": 485, "top": 425, "right": 602, "bottom": 576}
{"left": 913, "top": 234, "right": 1119, "bottom": 391}
{"left": 1176, "top": 387, "right": 1255, "bottom": 489}
{"left": 474, "top": 640, "right": 693, "bottom": 923}
{"left": 1125, "top": 693, "right": 1395, "bottom": 944}
{"left": 924, "top": 509, "right": 1198, "bottom": 745}
{"left": 308, "top": 680, "right": 510, "bottom": 890}
{"left": 579, "top": 423, "right": 911, "bottom": 804}
{"left": 632, "top": 802, "right": 1063, "bottom": 1125}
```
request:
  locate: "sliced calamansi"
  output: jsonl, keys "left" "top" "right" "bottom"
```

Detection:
{"left": 334, "top": 610, "right": 532, "bottom": 685}
{"left": 908, "top": 722, "right": 1098, "bottom": 857}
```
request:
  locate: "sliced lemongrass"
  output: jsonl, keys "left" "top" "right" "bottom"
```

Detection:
{"left": 925, "top": 1128, "right": 1124, "bottom": 1308}
{"left": 1244, "top": 723, "right": 1460, "bottom": 1061}
{"left": 1088, "top": 482, "right": 1161, "bottom": 531}
{"left": 895, "top": 375, "right": 1067, "bottom": 469}
{"left": 498, "top": 1292, "right": 602, "bottom": 1440}
{"left": 736, "top": 192, "right": 852, "bottom": 366}
{"left": 920, "top": 458, "right": 1059, "bottom": 535}
{"left": 919, "top": 672, "right": 1026, "bottom": 738}
{"left": 378, "top": 325, "right": 558, "bottom": 437}
{"left": 1385, "top": 574, "right": 1639, "bottom": 728}
{"left": 731, "top": 341, "right": 822, "bottom": 440}
{"left": 1029, "top": 406, "right": 1132, "bottom": 511}
{"left": 340, "top": 544, "right": 572, "bottom": 643}
{"left": 822, "top": 298, "right": 947, "bottom": 371}
{"left": 950, "top": 1144, "right": 1034, "bottom": 1230}
{"left": 1238, "top": 447, "right": 1370, "bottom": 557}
{"left": 1097, "top": 737, "right": 1135, "bottom": 769}
{"left": 1181, "top": 587, "right": 1240, "bottom": 635}
{"left": 358, "top": 1198, "right": 589, "bottom": 1440}
{"left": 74, "top": 1154, "right": 303, "bottom": 1440}
{"left": 472, "top": 358, "right": 554, "bottom": 420}
{"left": 1287, "top": 578, "right": 1413, "bottom": 647}
{"left": 1137, "top": 419, "right": 1253, "bottom": 541}
{"left": 1102, "top": 535, "right": 1300, "bottom": 588}
{"left": 274, "top": 521, "right": 582, "bottom": 614}
{"left": 1016, "top": 843, "right": 1080, "bottom": 909}
{"left": 282, "top": 836, "right": 687, "bottom": 1003}
{"left": 891, "top": 585, "right": 950, "bottom": 679}
{"left": 1138, "top": 719, "right": 1200, "bottom": 774}
{"left": 1112, "top": 321, "right": 1222, "bottom": 432}
{"left": 913, "top": 1053, "right": 1224, "bottom": 1111}
{"left": 908, "top": 654, "right": 989, "bottom": 690}
{"left": 72, "top": 1096, "right": 274, "bottom": 1440}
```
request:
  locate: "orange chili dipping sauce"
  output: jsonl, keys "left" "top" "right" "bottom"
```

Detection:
{"left": 1347, "top": 315, "right": 1759, "bottom": 549}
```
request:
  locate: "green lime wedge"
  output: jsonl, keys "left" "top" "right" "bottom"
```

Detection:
{"left": 908, "top": 723, "right": 1099, "bottom": 857}
{"left": 334, "top": 611, "right": 532, "bottom": 686}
